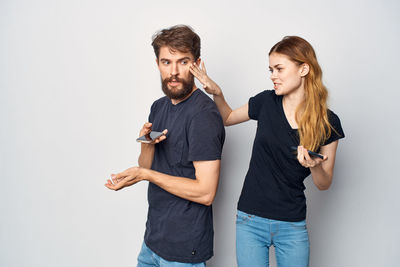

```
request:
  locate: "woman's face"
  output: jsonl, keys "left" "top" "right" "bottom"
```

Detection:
{"left": 269, "top": 52, "right": 305, "bottom": 96}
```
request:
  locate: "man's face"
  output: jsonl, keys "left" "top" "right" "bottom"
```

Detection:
{"left": 157, "top": 46, "right": 200, "bottom": 101}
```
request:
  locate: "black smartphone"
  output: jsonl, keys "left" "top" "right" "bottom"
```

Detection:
{"left": 136, "top": 131, "right": 165, "bottom": 143}
{"left": 290, "top": 146, "right": 324, "bottom": 159}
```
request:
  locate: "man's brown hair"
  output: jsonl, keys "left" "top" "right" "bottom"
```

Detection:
{"left": 151, "top": 25, "right": 201, "bottom": 60}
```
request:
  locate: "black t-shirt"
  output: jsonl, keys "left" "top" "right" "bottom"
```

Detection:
{"left": 144, "top": 89, "right": 225, "bottom": 263}
{"left": 237, "top": 90, "right": 345, "bottom": 222}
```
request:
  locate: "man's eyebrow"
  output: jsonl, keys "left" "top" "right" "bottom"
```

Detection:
{"left": 160, "top": 57, "right": 192, "bottom": 62}
{"left": 178, "top": 57, "right": 192, "bottom": 61}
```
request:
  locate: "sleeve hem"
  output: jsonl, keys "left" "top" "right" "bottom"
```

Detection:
{"left": 188, "top": 155, "right": 222, "bottom": 162}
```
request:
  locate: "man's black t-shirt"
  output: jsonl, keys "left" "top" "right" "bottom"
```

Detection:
{"left": 144, "top": 89, "right": 225, "bottom": 263}
{"left": 238, "top": 90, "right": 345, "bottom": 222}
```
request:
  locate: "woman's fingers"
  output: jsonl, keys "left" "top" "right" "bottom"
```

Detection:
{"left": 191, "top": 62, "right": 211, "bottom": 89}
{"left": 298, "top": 146, "right": 312, "bottom": 168}
{"left": 191, "top": 63, "right": 206, "bottom": 77}
{"left": 201, "top": 61, "right": 207, "bottom": 74}
{"left": 189, "top": 62, "right": 201, "bottom": 74}
{"left": 189, "top": 65, "right": 201, "bottom": 81}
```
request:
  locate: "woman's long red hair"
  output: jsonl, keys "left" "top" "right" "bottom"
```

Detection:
{"left": 270, "top": 36, "right": 332, "bottom": 151}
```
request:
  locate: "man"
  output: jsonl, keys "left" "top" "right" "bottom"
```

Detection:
{"left": 105, "top": 25, "right": 225, "bottom": 267}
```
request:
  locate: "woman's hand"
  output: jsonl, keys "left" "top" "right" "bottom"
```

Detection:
{"left": 297, "top": 146, "right": 328, "bottom": 168}
{"left": 189, "top": 62, "right": 222, "bottom": 96}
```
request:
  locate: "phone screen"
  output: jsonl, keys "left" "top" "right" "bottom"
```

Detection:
{"left": 136, "top": 131, "right": 164, "bottom": 143}
{"left": 290, "top": 146, "right": 324, "bottom": 159}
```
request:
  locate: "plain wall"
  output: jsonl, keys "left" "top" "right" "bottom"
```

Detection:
{"left": 1, "top": 0, "right": 399, "bottom": 266}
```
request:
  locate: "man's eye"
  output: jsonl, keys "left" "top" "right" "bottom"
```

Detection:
{"left": 181, "top": 60, "right": 188, "bottom": 65}
{"left": 162, "top": 61, "right": 169, "bottom": 65}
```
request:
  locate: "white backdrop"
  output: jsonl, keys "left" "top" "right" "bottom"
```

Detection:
{"left": 1, "top": 0, "right": 399, "bottom": 266}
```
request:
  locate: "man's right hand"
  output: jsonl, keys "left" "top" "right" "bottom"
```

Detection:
{"left": 139, "top": 122, "right": 168, "bottom": 145}
{"left": 105, "top": 167, "right": 144, "bottom": 191}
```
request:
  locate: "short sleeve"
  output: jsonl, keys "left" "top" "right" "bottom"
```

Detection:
{"left": 248, "top": 90, "right": 269, "bottom": 120}
{"left": 323, "top": 110, "right": 345, "bottom": 146}
{"left": 187, "top": 110, "right": 225, "bottom": 161}
{"left": 148, "top": 101, "right": 157, "bottom": 122}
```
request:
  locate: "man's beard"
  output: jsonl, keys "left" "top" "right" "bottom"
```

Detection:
{"left": 161, "top": 74, "right": 194, "bottom": 100}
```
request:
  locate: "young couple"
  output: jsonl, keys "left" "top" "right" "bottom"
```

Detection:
{"left": 105, "top": 25, "right": 344, "bottom": 267}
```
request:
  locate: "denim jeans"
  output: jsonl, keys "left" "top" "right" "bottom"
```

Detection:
{"left": 137, "top": 242, "right": 206, "bottom": 267}
{"left": 236, "top": 210, "right": 309, "bottom": 267}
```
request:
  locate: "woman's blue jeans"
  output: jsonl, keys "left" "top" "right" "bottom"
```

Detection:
{"left": 236, "top": 210, "right": 310, "bottom": 267}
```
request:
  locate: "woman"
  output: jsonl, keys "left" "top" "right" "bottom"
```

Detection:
{"left": 189, "top": 36, "right": 344, "bottom": 267}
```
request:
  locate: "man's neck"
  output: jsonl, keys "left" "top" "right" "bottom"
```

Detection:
{"left": 170, "top": 86, "right": 198, "bottom": 105}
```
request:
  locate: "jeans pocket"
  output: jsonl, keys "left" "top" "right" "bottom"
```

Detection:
{"left": 236, "top": 211, "right": 254, "bottom": 225}
{"left": 289, "top": 220, "right": 307, "bottom": 230}
{"left": 236, "top": 215, "right": 248, "bottom": 225}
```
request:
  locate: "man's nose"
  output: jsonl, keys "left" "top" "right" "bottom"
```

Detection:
{"left": 170, "top": 63, "right": 179, "bottom": 76}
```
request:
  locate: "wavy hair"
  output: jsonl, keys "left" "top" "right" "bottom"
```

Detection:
{"left": 269, "top": 36, "right": 333, "bottom": 151}
{"left": 151, "top": 25, "right": 201, "bottom": 61}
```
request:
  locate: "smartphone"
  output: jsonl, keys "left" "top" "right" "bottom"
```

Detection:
{"left": 136, "top": 131, "right": 165, "bottom": 143}
{"left": 290, "top": 146, "right": 324, "bottom": 159}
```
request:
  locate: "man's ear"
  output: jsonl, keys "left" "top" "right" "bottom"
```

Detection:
{"left": 195, "top": 58, "right": 201, "bottom": 65}
{"left": 155, "top": 58, "right": 159, "bottom": 66}
{"left": 300, "top": 63, "right": 310, "bottom": 77}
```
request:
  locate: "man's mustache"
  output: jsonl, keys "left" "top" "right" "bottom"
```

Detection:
{"left": 165, "top": 75, "right": 184, "bottom": 83}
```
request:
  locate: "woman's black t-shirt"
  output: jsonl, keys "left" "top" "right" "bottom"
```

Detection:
{"left": 237, "top": 90, "right": 345, "bottom": 222}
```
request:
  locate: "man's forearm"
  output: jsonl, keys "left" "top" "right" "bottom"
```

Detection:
{"left": 138, "top": 144, "right": 155, "bottom": 168}
{"left": 139, "top": 166, "right": 219, "bottom": 206}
